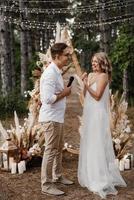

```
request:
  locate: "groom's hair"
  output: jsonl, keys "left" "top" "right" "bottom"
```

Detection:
{"left": 50, "top": 43, "right": 68, "bottom": 59}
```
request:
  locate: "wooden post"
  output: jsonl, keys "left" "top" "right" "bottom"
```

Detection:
{"left": 62, "top": 27, "right": 82, "bottom": 77}
{"left": 63, "top": 27, "right": 84, "bottom": 106}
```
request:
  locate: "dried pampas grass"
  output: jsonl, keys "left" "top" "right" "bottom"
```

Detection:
{"left": 110, "top": 92, "right": 134, "bottom": 159}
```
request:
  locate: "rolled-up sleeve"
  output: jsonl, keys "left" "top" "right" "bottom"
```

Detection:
{"left": 40, "top": 71, "right": 57, "bottom": 104}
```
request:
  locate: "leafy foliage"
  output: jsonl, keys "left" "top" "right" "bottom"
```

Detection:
{"left": 110, "top": 25, "right": 134, "bottom": 101}
{"left": 110, "top": 25, "right": 134, "bottom": 71}
{"left": 72, "top": 30, "right": 99, "bottom": 71}
{"left": 0, "top": 93, "right": 28, "bottom": 119}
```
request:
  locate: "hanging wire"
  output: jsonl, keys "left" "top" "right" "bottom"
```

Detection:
{"left": 7, "top": 0, "right": 132, "bottom": 5}
{"left": 1, "top": 14, "right": 133, "bottom": 30}
{"left": 8, "top": 0, "right": 70, "bottom": 2}
{"left": 15, "top": 0, "right": 134, "bottom": 8}
{"left": 1, "top": 0, "right": 133, "bottom": 30}
{"left": 0, "top": 1, "right": 133, "bottom": 15}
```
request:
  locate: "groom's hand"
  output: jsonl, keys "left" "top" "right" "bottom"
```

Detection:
{"left": 55, "top": 87, "right": 71, "bottom": 102}
{"left": 63, "top": 86, "right": 71, "bottom": 96}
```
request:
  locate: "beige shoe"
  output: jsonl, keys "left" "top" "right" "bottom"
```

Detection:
{"left": 42, "top": 184, "right": 65, "bottom": 196}
{"left": 53, "top": 176, "right": 74, "bottom": 185}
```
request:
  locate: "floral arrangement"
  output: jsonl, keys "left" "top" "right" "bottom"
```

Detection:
{"left": 110, "top": 91, "right": 134, "bottom": 160}
{"left": 0, "top": 111, "right": 44, "bottom": 162}
{"left": 0, "top": 53, "right": 46, "bottom": 162}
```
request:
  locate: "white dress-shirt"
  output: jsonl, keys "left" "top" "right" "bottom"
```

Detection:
{"left": 38, "top": 62, "right": 66, "bottom": 123}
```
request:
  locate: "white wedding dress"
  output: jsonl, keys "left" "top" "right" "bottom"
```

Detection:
{"left": 78, "top": 82, "right": 126, "bottom": 199}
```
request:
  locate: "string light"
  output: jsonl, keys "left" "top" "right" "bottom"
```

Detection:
{"left": 74, "top": 14, "right": 134, "bottom": 23}
{"left": 0, "top": 5, "right": 133, "bottom": 15}
{"left": 0, "top": 0, "right": 133, "bottom": 15}
{"left": 73, "top": 17, "right": 134, "bottom": 29}
{"left": 7, "top": 0, "right": 132, "bottom": 5}
{"left": 77, "top": 0, "right": 133, "bottom": 8}
{"left": 1, "top": 0, "right": 133, "bottom": 30}
{"left": 1, "top": 15, "right": 133, "bottom": 30}
{"left": 2, "top": 13, "right": 133, "bottom": 25}
{"left": 5, "top": 0, "right": 134, "bottom": 14}
{"left": 8, "top": 0, "right": 70, "bottom": 2}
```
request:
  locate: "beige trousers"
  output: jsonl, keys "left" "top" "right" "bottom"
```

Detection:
{"left": 41, "top": 121, "right": 64, "bottom": 186}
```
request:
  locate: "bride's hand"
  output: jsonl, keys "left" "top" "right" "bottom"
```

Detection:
{"left": 88, "top": 73, "right": 96, "bottom": 87}
{"left": 83, "top": 77, "right": 89, "bottom": 89}
{"left": 81, "top": 72, "right": 88, "bottom": 81}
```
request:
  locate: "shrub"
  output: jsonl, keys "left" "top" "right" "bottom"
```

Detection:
{"left": 0, "top": 93, "right": 28, "bottom": 119}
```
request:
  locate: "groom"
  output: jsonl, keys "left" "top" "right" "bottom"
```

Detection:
{"left": 39, "top": 43, "right": 73, "bottom": 196}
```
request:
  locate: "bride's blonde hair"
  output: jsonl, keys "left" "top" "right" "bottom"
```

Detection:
{"left": 92, "top": 52, "right": 112, "bottom": 80}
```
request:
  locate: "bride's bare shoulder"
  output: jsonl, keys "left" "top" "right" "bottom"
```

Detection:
{"left": 99, "top": 73, "right": 108, "bottom": 78}
{"left": 98, "top": 73, "right": 109, "bottom": 82}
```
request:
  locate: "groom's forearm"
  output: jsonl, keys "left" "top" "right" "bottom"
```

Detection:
{"left": 55, "top": 91, "right": 66, "bottom": 102}
{"left": 54, "top": 87, "right": 71, "bottom": 103}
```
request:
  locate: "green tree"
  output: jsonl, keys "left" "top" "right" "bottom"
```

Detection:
{"left": 110, "top": 25, "right": 134, "bottom": 103}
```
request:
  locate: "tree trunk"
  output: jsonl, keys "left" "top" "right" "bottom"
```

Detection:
{"left": 0, "top": 12, "right": 12, "bottom": 96}
{"left": 27, "top": 31, "right": 33, "bottom": 61}
{"left": 26, "top": 4, "right": 33, "bottom": 62}
{"left": 46, "top": 29, "right": 50, "bottom": 49}
{"left": 42, "top": 30, "right": 46, "bottom": 52}
{"left": 20, "top": 29, "right": 28, "bottom": 95}
{"left": 19, "top": 0, "right": 28, "bottom": 95}
{"left": 10, "top": 24, "right": 16, "bottom": 89}
{"left": 99, "top": 0, "right": 111, "bottom": 54}
{"left": 123, "top": 68, "right": 128, "bottom": 101}
{"left": 122, "top": 0, "right": 131, "bottom": 101}
{"left": 35, "top": 30, "right": 40, "bottom": 52}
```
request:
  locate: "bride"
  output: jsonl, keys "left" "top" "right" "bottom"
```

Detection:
{"left": 78, "top": 52, "right": 126, "bottom": 199}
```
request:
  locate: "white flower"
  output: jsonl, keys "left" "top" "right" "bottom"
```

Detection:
{"left": 24, "top": 122, "right": 28, "bottom": 128}
{"left": 123, "top": 153, "right": 131, "bottom": 159}
{"left": 20, "top": 127, "right": 25, "bottom": 134}
{"left": 115, "top": 144, "right": 121, "bottom": 150}
{"left": 33, "top": 143, "right": 39, "bottom": 148}
{"left": 64, "top": 142, "right": 68, "bottom": 149}
{"left": 28, "top": 143, "right": 41, "bottom": 156}
{"left": 119, "top": 134, "right": 124, "bottom": 139}
{"left": 35, "top": 134, "right": 39, "bottom": 140}
{"left": 124, "top": 126, "right": 131, "bottom": 133}
{"left": 114, "top": 138, "right": 121, "bottom": 144}
{"left": 36, "top": 61, "right": 41, "bottom": 66}
{"left": 6, "top": 129, "right": 12, "bottom": 133}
